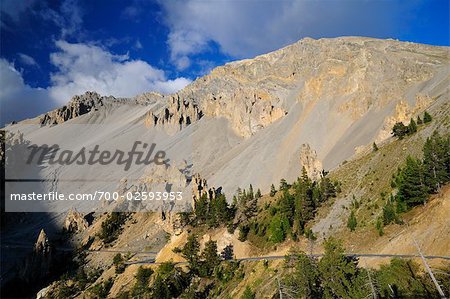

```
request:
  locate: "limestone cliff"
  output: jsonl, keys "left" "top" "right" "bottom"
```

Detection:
{"left": 39, "top": 91, "right": 106, "bottom": 125}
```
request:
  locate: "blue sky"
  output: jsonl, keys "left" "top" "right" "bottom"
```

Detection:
{"left": 0, "top": 0, "right": 448, "bottom": 125}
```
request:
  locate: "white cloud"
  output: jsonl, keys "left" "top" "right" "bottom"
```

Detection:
{"left": 159, "top": 0, "right": 422, "bottom": 69}
{"left": 18, "top": 53, "right": 39, "bottom": 67}
{"left": 167, "top": 29, "right": 210, "bottom": 70}
{"left": 1, "top": 41, "right": 191, "bottom": 124}
{"left": 0, "top": 59, "right": 52, "bottom": 125}
{"left": 48, "top": 40, "right": 190, "bottom": 104}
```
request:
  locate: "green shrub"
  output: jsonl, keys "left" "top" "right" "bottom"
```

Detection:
{"left": 347, "top": 211, "right": 357, "bottom": 232}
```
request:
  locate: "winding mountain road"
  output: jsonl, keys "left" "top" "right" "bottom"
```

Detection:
{"left": 125, "top": 253, "right": 450, "bottom": 265}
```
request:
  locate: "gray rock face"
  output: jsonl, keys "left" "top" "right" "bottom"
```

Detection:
{"left": 63, "top": 209, "right": 88, "bottom": 233}
{"left": 39, "top": 91, "right": 105, "bottom": 125}
{"left": 144, "top": 95, "right": 203, "bottom": 132}
{"left": 299, "top": 144, "right": 323, "bottom": 181}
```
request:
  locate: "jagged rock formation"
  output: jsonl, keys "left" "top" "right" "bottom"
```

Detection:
{"left": 191, "top": 173, "right": 222, "bottom": 209}
{"left": 144, "top": 95, "right": 203, "bottom": 132}
{"left": 192, "top": 173, "right": 209, "bottom": 201}
{"left": 299, "top": 144, "right": 323, "bottom": 181}
{"left": 63, "top": 209, "right": 88, "bottom": 233}
{"left": 34, "top": 229, "right": 52, "bottom": 254}
{"left": 194, "top": 88, "right": 287, "bottom": 137}
{"left": 39, "top": 91, "right": 106, "bottom": 125}
{"left": 16, "top": 229, "right": 54, "bottom": 287}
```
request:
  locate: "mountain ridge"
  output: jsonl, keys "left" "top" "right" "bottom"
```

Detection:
{"left": 8, "top": 36, "right": 450, "bottom": 196}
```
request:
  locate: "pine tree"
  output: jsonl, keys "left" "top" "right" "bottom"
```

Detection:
{"left": 206, "top": 198, "right": 218, "bottom": 228}
{"left": 300, "top": 166, "right": 310, "bottom": 185}
{"left": 270, "top": 184, "right": 276, "bottom": 197}
{"left": 151, "top": 262, "right": 188, "bottom": 298}
{"left": 279, "top": 190, "right": 295, "bottom": 223}
{"left": 214, "top": 194, "right": 232, "bottom": 224}
{"left": 376, "top": 218, "right": 384, "bottom": 236}
{"left": 201, "top": 240, "right": 220, "bottom": 276}
{"left": 347, "top": 210, "right": 357, "bottom": 231}
{"left": 392, "top": 122, "right": 409, "bottom": 139}
{"left": 293, "top": 196, "right": 305, "bottom": 236}
{"left": 422, "top": 132, "right": 450, "bottom": 192}
{"left": 268, "top": 213, "right": 290, "bottom": 243}
{"left": 301, "top": 193, "right": 315, "bottom": 222}
{"left": 238, "top": 224, "right": 249, "bottom": 241}
{"left": 195, "top": 193, "right": 208, "bottom": 223}
{"left": 255, "top": 188, "right": 262, "bottom": 198}
{"left": 423, "top": 111, "right": 432, "bottom": 123}
{"left": 320, "top": 177, "right": 336, "bottom": 202}
{"left": 417, "top": 115, "right": 423, "bottom": 125}
{"left": 318, "top": 238, "right": 359, "bottom": 298}
{"left": 293, "top": 170, "right": 315, "bottom": 232}
{"left": 113, "top": 253, "right": 125, "bottom": 274}
{"left": 372, "top": 142, "right": 378, "bottom": 152}
{"left": 182, "top": 234, "right": 200, "bottom": 271}
{"left": 221, "top": 244, "right": 234, "bottom": 260}
{"left": 408, "top": 118, "right": 417, "bottom": 134}
{"left": 279, "top": 178, "right": 289, "bottom": 191}
{"left": 283, "top": 249, "right": 321, "bottom": 298}
{"left": 382, "top": 201, "right": 398, "bottom": 225}
{"left": 248, "top": 184, "right": 254, "bottom": 200}
{"left": 397, "top": 156, "right": 428, "bottom": 207}
{"left": 132, "top": 266, "right": 153, "bottom": 296}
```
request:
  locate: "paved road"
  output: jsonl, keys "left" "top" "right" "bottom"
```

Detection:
{"left": 126, "top": 253, "right": 450, "bottom": 265}
{"left": 4, "top": 243, "right": 449, "bottom": 266}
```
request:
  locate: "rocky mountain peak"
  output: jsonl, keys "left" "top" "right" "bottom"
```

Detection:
{"left": 39, "top": 91, "right": 106, "bottom": 126}
{"left": 34, "top": 229, "right": 51, "bottom": 255}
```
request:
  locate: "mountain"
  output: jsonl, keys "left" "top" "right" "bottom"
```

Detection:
{"left": 1, "top": 37, "right": 449, "bottom": 298}
{"left": 8, "top": 37, "right": 450, "bottom": 200}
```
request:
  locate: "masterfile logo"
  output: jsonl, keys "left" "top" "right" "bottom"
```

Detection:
{"left": 26, "top": 141, "right": 168, "bottom": 171}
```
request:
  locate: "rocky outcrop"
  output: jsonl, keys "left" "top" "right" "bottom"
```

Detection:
{"left": 36, "top": 284, "right": 54, "bottom": 299}
{"left": 299, "top": 144, "right": 323, "bottom": 181}
{"left": 376, "top": 94, "right": 434, "bottom": 143}
{"left": 18, "top": 229, "right": 54, "bottom": 285}
{"left": 198, "top": 89, "right": 287, "bottom": 137}
{"left": 39, "top": 91, "right": 106, "bottom": 125}
{"left": 191, "top": 173, "right": 222, "bottom": 209}
{"left": 34, "top": 229, "right": 52, "bottom": 255}
{"left": 144, "top": 95, "right": 203, "bottom": 132}
{"left": 192, "top": 173, "right": 209, "bottom": 202}
{"left": 63, "top": 209, "right": 88, "bottom": 233}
